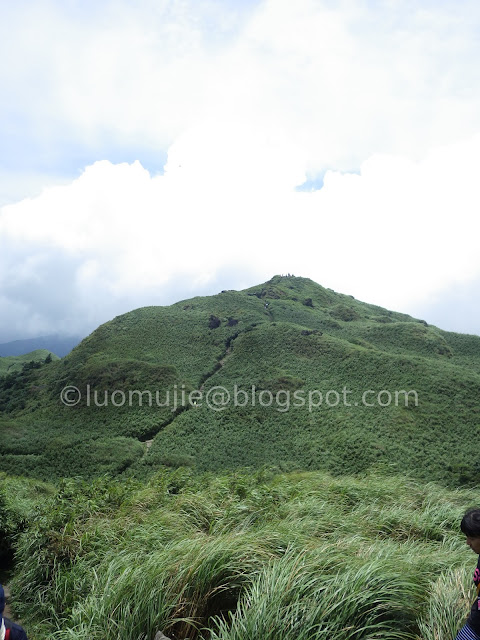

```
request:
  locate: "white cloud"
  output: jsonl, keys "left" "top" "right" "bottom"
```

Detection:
{"left": 1, "top": 131, "right": 480, "bottom": 338}
{"left": 2, "top": 1, "right": 480, "bottom": 338}
{"left": 290, "top": 136, "right": 480, "bottom": 313}
{"left": 3, "top": 0, "right": 480, "bottom": 182}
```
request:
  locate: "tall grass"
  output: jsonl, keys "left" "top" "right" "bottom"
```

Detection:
{"left": 416, "top": 567, "right": 475, "bottom": 640}
{"left": 5, "top": 469, "right": 479, "bottom": 640}
{"left": 210, "top": 545, "right": 425, "bottom": 640}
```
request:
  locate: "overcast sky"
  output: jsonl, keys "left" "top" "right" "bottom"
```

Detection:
{"left": 1, "top": 0, "right": 480, "bottom": 343}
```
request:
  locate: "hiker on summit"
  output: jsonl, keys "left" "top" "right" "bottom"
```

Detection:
{"left": 456, "top": 509, "right": 480, "bottom": 640}
{"left": 0, "top": 585, "right": 28, "bottom": 640}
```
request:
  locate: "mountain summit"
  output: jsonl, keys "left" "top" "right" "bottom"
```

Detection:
{"left": 1, "top": 275, "right": 479, "bottom": 484}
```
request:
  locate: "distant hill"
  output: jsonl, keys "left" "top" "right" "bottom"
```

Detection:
{"left": 0, "top": 349, "right": 59, "bottom": 376}
{"left": 0, "top": 334, "right": 82, "bottom": 358}
{"left": 1, "top": 275, "right": 479, "bottom": 484}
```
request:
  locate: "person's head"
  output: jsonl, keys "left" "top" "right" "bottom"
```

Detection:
{"left": 461, "top": 508, "right": 480, "bottom": 553}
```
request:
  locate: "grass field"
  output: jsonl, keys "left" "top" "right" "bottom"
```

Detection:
{"left": 1, "top": 468, "right": 478, "bottom": 640}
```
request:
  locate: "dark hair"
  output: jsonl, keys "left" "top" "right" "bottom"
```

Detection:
{"left": 461, "top": 509, "right": 480, "bottom": 537}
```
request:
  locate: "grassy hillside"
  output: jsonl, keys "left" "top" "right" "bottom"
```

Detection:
{"left": 1, "top": 275, "right": 479, "bottom": 483}
{"left": 0, "top": 349, "right": 59, "bottom": 376}
{"left": 2, "top": 468, "right": 479, "bottom": 640}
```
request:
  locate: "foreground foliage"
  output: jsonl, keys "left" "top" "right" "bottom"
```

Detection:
{"left": 3, "top": 469, "right": 479, "bottom": 640}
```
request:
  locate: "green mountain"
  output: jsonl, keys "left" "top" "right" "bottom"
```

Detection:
{"left": 0, "top": 349, "right": 59, "bottom": 376}
{"left": 1, "top": 275, "right": 479, "bottom": 483}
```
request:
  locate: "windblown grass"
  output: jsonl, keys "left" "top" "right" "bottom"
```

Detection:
{"left": 3, "top": 469, "right": 478, "bottom": 640}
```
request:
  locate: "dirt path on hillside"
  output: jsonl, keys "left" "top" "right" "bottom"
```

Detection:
{"left": 198, "top": 345, "right": 233, "bottom": 392}
{"left": 140, "top": 336, "right": 240, "bottom": 453}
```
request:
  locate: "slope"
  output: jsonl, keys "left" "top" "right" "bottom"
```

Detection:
{"left": 0, "top": 275, "right": 479, "bottom": 484}
{"left": 0, "top": 350, "right": 59, "bottom": 376}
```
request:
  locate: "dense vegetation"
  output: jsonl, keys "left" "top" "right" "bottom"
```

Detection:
{"left": 1, "top": 468, "right": 479, "bottom": 640}
{"left": 1, "top": 275, "right": 480, "bottom": 484}
{"left": 2, "top": 276, "right": 480, "bottom": 639}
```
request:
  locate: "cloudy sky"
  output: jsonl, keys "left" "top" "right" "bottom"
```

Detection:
{"left": 1, "top": 0, "right": 480, "bottom": 343}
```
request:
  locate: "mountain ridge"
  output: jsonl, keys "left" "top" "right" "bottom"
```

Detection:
{"left": 0, "top": 349, "right": 59, "bottom": 376}
{"left": 0, "top": 275, "right": 479, "bottom": 484}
